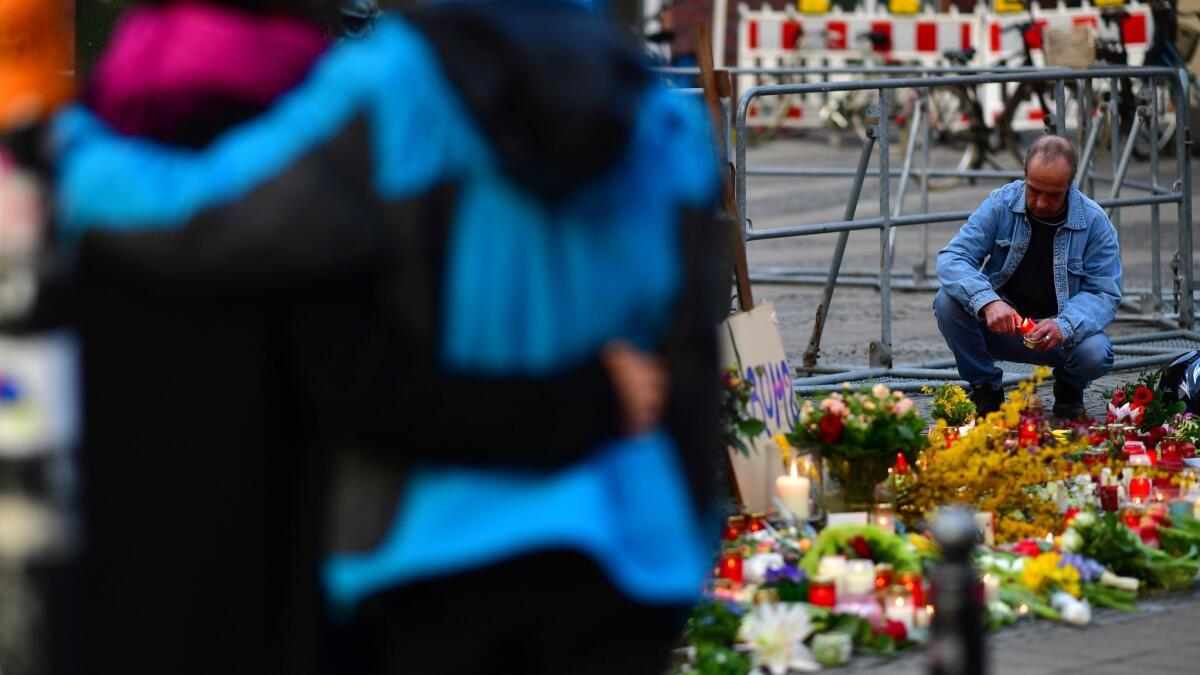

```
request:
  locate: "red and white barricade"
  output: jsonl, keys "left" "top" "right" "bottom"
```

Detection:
{"left": 736, "top": 1, "right": 1154, "bottom": 133}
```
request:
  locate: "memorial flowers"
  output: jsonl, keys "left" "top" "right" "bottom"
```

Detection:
{"left": 921, "top": 382, "right": 976, "bottom": 427}
{"left": 722, "top": 367, "right": 766, "bottom": 456}
{"left": 898, "top": 368, "right": 1092, "bottom": 542}
{"left": 1105, "top": 372, "right": 1185, "bottom": 431}
{"left": 789, "top": 384, "right": 928, "bottom": 509}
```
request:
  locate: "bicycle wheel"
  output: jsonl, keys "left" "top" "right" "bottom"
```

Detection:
{"left": 921, "top": 86, "right": 986, "bottom": 190}
{"left": 1131, "top": 83, "right": 1177, "bottom": 160}
{"left": 1001, "top": 81, "right": 1081, "bottom": 166}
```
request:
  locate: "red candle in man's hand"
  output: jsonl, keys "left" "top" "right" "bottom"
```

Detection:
{"left": 1019, "top": 317, "right": 1036, "bottom": 335}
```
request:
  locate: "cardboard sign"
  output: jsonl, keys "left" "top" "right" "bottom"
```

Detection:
{"left": 719, "top": 302, "right": 797, "bottom": 512}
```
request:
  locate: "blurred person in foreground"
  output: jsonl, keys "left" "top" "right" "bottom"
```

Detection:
{"left": 935, "top": 135, "right": 1120, "bottom": 419}
{"left": 53, "top": 1, "right": 723, "bottom": 674}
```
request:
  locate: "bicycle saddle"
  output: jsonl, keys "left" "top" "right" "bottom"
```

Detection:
{"left": 942, "top": 47, "right": 976, "bottom": 65}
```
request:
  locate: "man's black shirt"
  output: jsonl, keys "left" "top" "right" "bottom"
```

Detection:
{"left": 999, "top": 205, "right": 1066, "bottom": 320}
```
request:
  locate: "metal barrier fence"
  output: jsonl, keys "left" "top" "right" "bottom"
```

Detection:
{"left": 663, "top": 64, "right": 1180, "bottom": 308}
{"left": 730, "top": 66, "right": 1195, "bottom": 389}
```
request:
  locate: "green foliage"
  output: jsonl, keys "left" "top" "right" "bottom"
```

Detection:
{"left": 799, "top": 525, "right": 923, "bottom": 574}
{"left": 721, "top": 368, "right": 766, "bottom": 456}
{"left": 1082, "top": 584, "right": 1138, "bottom": 612}
{"left": 1075, "top": 513, "right": 1200, "bottom": 590}
{"left": 681, "top": 600, "right": 744, "bottom": 648}
{"left": 670, "top": 643, "right": 752, "bottom": 675}
{"left": 1105, "top": 371, "right": 1187, "bottom": 430}
{"left": 922, "top": 382, "right": 977, "bottom": 427}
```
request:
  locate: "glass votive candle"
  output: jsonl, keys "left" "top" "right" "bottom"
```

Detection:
{"left": 723, "top": 515, "right": 745, "bottom": 541}
{"left": 875, "top": 563, "right": 895, "bottom": 591}
{"left": 718, "top": 550, "right": 743, "bottom": 585}
{"left": 884, "top": 586, "right": 915, "bottom": 633}
{"left": 747, "top": 512, "right": 767, "bottom": 532}
{"left": 898, "top": 571, "right": 926, "bottom": 607}
{"left": 808, "top": 575, "right": 837, "bottom": 608}
{"left": 812, "top": 632, "right": 852, "bottom": 667}
{"left": 871, "top": 504, "right": 897, "bottom": 534}
{"left": 843, "top": 559, "right": 876, "bottom": 598}
{"left": 1130, "top": 476, "right": 1152, "bottom": 502}
{"left": 1100, "top": 484, "right": 1120, "bottom": 512}
{"left": 818, "top": 555, "right": 847, "bottom": 594}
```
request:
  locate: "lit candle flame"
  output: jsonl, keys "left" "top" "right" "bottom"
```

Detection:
{"left": 1045, "top": 532, "right": 1053, "bottom": 544}
{"left": 790, "top": 459, "right": 798, "bottom": 480}
{"left": 1018, "top": 603, "right": 1029, "bottom": 615}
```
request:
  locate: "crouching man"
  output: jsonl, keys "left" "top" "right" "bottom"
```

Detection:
{"left": 934, "top": 135, "right": 1120, "bottom": 418}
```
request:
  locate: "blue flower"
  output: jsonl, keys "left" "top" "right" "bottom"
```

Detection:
{"left": 1059, "top": 553, "right": 1105, "bottom": 583}
{"left": 764, "top": 564, "right": 804, "bottom": 585}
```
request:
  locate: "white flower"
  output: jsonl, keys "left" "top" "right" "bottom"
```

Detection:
{"left": 1072, "top": 511, "right": 1096, "bottom": 528}
{"left": 738, "top": 603, "right": 821, "bottom": 674}
{"left": 1099, "top": 570, "right": 1139, "bottom": 592}
{"left": 1108, "top": 402, "right": 1133, "bottom": 423}
{"left": 1051, "top": 592, "right": 1092, "bottom": 626}
{"left": 1060, "top": 528, "right": 1083, "bottom": 553}
{"left": 743, "top": 553, "right": 785, "bottom": 585}
{"left": 872, "top": 384, "right": 890, "bottom": 400}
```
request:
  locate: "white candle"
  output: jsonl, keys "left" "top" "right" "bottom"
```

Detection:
{"left": 915, "top": 604, "right": 934, "bottom": 629}
{"left": 818, "top": 555, "right": 847, "bottom": 595}
{"left": 982, "top": 573, "right": 1000, "bottom": 605}
{"left": 872, "top": 505, "right": 896, "bottom": 534}
{"left": 843, "top": 559, "right": 876, "bottom": 597}
{"left": 885, "top": 594, "right": 915, "bottom": 632}
{"left": 972, "top": 512, "right": 995, "bottom": 547}
{"left": 775, "top": 460, "right": 810, "bottom": 521}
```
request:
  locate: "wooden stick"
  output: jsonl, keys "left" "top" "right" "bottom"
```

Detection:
{"left": 694, "top": 21, "right": 754, "bottom": 313}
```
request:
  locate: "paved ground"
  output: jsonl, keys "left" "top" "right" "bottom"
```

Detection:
{"left": 739, "top": 132, "right": 1200, "bottom": 671}
{"left": 846, "top": 588, "right": 1200, "bottom": 674}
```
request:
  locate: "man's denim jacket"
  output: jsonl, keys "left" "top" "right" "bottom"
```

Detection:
{"left": 936, "top": 180, "right": 1122, "bottom": 347}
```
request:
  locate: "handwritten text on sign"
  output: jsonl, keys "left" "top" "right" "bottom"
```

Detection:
{"left": 744, "top": 358, "right": 798, "bottom": 433}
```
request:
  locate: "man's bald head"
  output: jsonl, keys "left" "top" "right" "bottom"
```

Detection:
{"left": 1024, "top": 135, "right": 1077, "bottom": 179}
{"left": 1023, "top": 135, "right": 1076, "bottom": 219}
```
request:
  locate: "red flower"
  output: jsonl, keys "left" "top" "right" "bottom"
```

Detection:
{"left": 1111, "top": 389, "right": 1126, "bottom": 405}
{"left": 847, "top": 535, "right": 872, "bottom": 559}
{"left": 1013, "top": 539, "right": 1042, "bottom": 558}
{"left": 879, "top": 619, "right": 908, "bottom": 643}
{"left": 1134, "top": 386, "right": 1154, "bottom": 406}
{"left": 818, "top": 413, "right": 844, "bottom": 444}
{"left": 1130, "top": 405, "right": 1145, "bottom": 425}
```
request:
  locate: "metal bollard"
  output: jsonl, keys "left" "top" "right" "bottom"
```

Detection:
{"left": 928, "top": 509, "right": 986, "bottom": 675}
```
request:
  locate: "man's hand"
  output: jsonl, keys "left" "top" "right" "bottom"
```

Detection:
{"left": 981, "top": 300, "right": 1022, "bottom": 336}
{"left": 601, "top": 340, "right": 668, "bottom": 436}
{"left": 1028, "top": 319, "right": 1063, "bottom": 351}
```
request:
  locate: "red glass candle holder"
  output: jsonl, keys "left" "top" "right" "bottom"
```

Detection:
{"left": 719, "top": 551, "right": 744, "bottom": 585}
{"left": 944, "top": 428, "right": 959, "bottom": 447}
{"left": 898, "top": 571, "right": 925, "bottom": 607}
{"left": 875, "top": 563, "right": 895, "bottom": 591}
{"left": 1100, "top": 484, "right": 1120, "bottom": 512}
{"left": 808, "top": 576, "right": 837, "bottom": 608}
{"left": 723, "top": 515, "right": 746, "bottom": 541}
{"left": 747, "top": 513, "right": 767, "bottom": 533}
{"left": 1130, "top": 476, "right": 1152, "bottom": 502}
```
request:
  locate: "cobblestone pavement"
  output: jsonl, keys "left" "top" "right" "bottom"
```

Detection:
{"left": 741, "top": 134, "right": 1200, "bottom": 672}
{"left": 844, "top": 588, "right": 1200, "bottom": 674}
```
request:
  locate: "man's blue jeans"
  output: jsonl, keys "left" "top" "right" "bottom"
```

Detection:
{"left": 933, "top": 289, "right": 1114, "bottom": 390}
